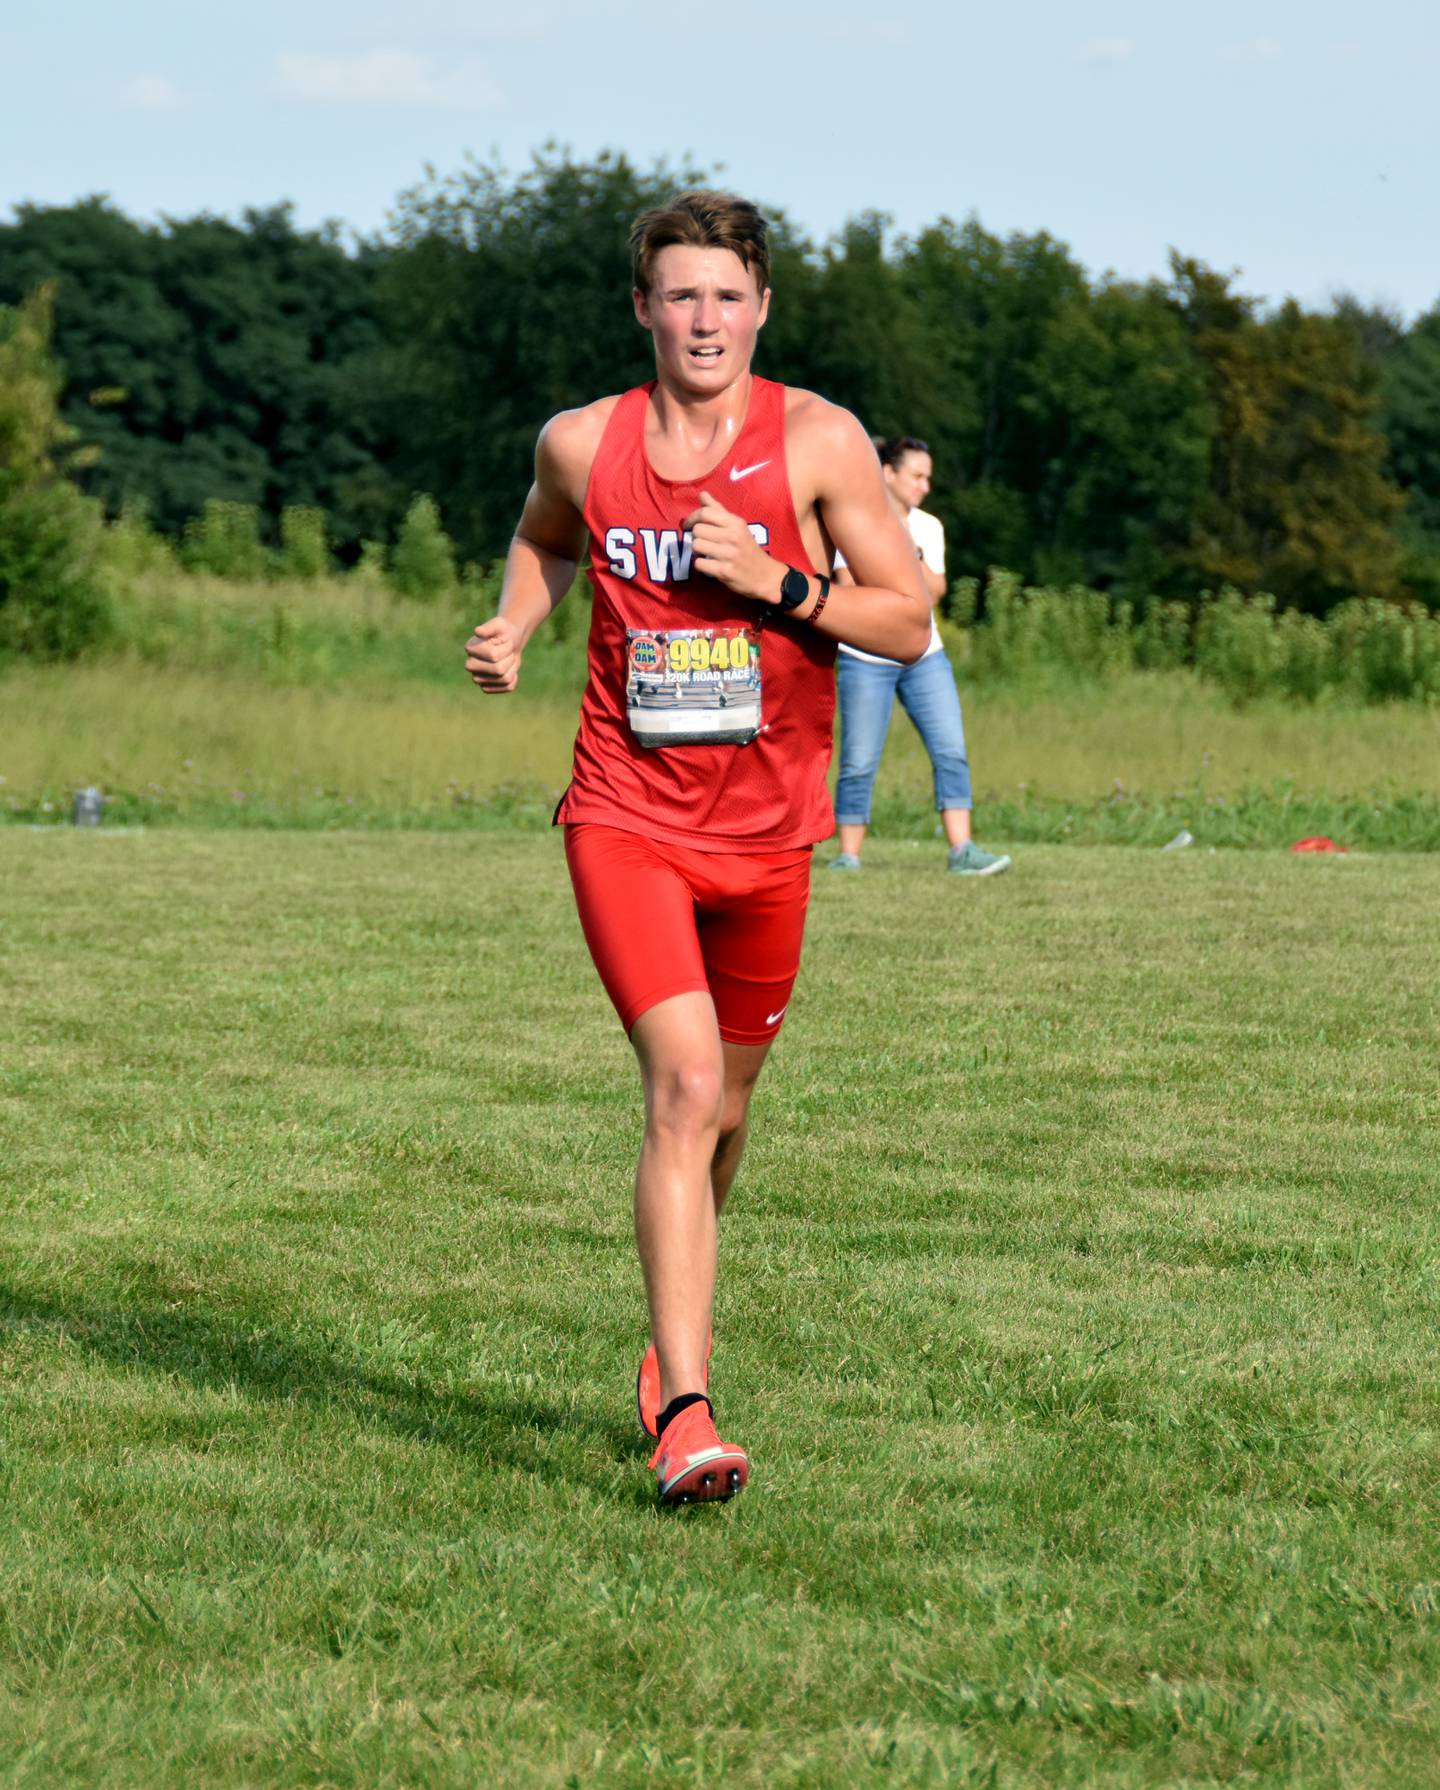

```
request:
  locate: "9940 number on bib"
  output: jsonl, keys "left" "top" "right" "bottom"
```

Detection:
{"left": 625, "top": 627, "right": 762, "bottom": 748}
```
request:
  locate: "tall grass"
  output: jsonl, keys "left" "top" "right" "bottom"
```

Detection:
{"left": 90, "top": 565, "right": 587, "bottom": 694}
{"left": 99, "top": 568, "right": 480, "bottom": 686}
{"left": 61, "top": 560, "right": 1440, "bottom": 707}
{"left": 6, "top": 659, "right": 1438, "bottom": 846}
{"left": 3, "top": 565, "right": 1437, "bottom": 844}
{"left": 962, "top": 571, "right": 1440, "bottom": 705}
{"left": 86, "top": 559, "right": 1440, "bottom": 709}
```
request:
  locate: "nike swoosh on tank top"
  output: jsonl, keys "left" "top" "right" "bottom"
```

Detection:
{"left": 555, "top": 376, "right": 837, "bottom": 851}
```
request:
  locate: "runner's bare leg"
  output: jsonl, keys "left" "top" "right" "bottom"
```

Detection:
{"left": 711, "top": 1039, "right": 771, "bottom": 1214}
{"left": 631, "top": 993, "right": 726, "bottom": 1409}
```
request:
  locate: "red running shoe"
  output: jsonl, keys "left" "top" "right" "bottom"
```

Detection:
{"left": 648, "top": 1401, "right": 749, "bottom": 1506}
{"left": 635, "top": 1329, "right": 712, "bottom": 1439}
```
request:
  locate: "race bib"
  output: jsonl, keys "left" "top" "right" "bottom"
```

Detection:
{"left": 625, "top": 627, "right": 762, "bottom": 748}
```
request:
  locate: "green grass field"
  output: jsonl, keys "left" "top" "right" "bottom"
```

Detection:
{"left": 3, "top": 833, "right": 1437, "bottom": 1787}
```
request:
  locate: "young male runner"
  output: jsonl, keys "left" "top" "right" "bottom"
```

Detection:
{"left": 464, "top": 191, "right": 929, "bottom": 1505}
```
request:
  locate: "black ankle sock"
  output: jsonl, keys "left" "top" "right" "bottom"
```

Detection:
{"left": 656, "top": 1392, "right": 711, "bottom": 1439}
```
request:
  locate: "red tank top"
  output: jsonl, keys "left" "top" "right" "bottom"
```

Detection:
{"left": 555, "top": 376, "right": 836, "bottom": 851}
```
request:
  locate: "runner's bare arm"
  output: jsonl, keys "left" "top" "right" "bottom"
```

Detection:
{"left": 683, "top": 409, "right": 929, "bottom": 660}
{"left": 464, "top": 408, "right": 598, "bottom": 694}
{"left": 840, "top": 541, "right": 945, "bottom": 605}
{"left": 806, "top": 410, "right": 931, "bottom": 657}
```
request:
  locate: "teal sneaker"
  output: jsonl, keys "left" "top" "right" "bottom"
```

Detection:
{"left": 947, "top": 841, "right": 1012, "bottom": 876}
{"left": 827, "top": 852, "right": 862, "bottom": 872}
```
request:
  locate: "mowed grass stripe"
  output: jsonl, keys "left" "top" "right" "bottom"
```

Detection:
{"left": 1, "top": 834, "right": 1437, "bottom": 1787}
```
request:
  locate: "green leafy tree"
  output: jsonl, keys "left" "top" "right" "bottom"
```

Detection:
{"left": 389, "top": 494, "right": 457, "bottom": 599}
{"left": 0, "top": 285, "right": 108, "bottom": 657}
{"left": 739, "top": 214, "right": 821, "bottom": 389}
{"left": 1376, "top": 309, "right": 1440, "bottom": 605}
{"left": 280, "top": 505, "right": 330, "bottom": 579}
{"left": 381, "top": 149, "right": 713, "bottom": 561}
{"left": 1330, "top": 294, "right": 1405, "bottom": 365}
{"left": 101, "top": 496, "right": 176, "bottom": 579}
{"left": 772, "top": 214, "right": 934, "bottom": 442}
{"left": 892, "top": 217, "right": 1089, "bottom": 577}
{"left": 7, "top": 160, "right": 1422, "bottom": 614}
{"left": 352, "top": 539, "right": 388, "bottom": 585}
{"left": 1169, "top": 257, "right": 1404, "bottom": 611}
{"left": 181, "top": 499, "right": 271, "bottom": 579}
{"left": 0, "top": 199, "right": 399, "bottom": 549}
{"left": 1026, "top": 280, "right": 1211, "bottom": 592}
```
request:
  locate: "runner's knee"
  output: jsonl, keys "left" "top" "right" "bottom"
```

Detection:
{"left": 647, "top": 1058, "right": 725, "bottom": 1138}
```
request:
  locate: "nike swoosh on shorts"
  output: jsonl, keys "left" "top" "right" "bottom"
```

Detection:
{"left": 765, "top": 1005, "right": 789, "bottom": 1026}
{"left": 729, "top": 461, "right": 770, "bottom": 482}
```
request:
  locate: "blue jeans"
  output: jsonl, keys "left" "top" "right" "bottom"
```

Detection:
{"left": 834, "top": 649, "right": 971, "bottom": 825}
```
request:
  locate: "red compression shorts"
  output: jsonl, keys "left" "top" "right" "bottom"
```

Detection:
{"left": 563, "top": 823, "right": 813, "bottom": 1044}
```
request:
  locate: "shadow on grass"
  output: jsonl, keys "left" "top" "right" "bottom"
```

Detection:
{"left": 0, "top": 1275, "right": 652, "bottom": 1502}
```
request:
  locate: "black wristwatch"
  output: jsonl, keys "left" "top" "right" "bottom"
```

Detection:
{"left": 777, "top": 566, "right": 811, "bottom": 611}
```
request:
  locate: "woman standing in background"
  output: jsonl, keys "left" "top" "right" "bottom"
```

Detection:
{"left": 830, "top": 435, "right": 1011, "bottom": 876}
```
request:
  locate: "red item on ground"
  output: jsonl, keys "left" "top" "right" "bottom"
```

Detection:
{"left": 1289, "top": 836, "right": 1347, "bottom": 853}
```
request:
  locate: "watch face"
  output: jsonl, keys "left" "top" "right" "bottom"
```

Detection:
{"left": 780, "top": 568, "right": 809, "bottom": 610}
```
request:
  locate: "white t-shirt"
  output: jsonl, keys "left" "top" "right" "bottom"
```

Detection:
{"left": 835, "top": 506, "right": 945, "bottom": 664}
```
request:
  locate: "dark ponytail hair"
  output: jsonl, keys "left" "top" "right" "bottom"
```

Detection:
{"left": 876, "top": 434, "right": 930, "bottom": 470}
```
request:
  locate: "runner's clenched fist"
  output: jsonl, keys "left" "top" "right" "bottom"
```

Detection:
{"left": 465, "top": 615, "right": 523, "bottom": 692}
{"left": 683, "top": 489, "right": 781, "bottom": 604}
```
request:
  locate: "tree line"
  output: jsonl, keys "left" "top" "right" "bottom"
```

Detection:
{"left": 2, "top": 148, "right": 1438, "bottom": 619}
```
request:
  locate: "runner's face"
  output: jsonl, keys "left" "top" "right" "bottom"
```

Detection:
{"left": 634, "top": 246, "right": 770, "bottom": 391}
{"left": 884, "top": 450, "right": 932, "bottom": 512}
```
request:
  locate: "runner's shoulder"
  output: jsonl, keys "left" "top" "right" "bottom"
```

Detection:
{"left": 538, "top": 396, "right": 623, "bottom": 503}
{"left": 780, "top": 388, "right": 876, "bottom": 480}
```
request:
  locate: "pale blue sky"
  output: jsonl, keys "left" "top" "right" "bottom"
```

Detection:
{"left": 4, "top": 0, "right": 1438, "bottom": 314}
